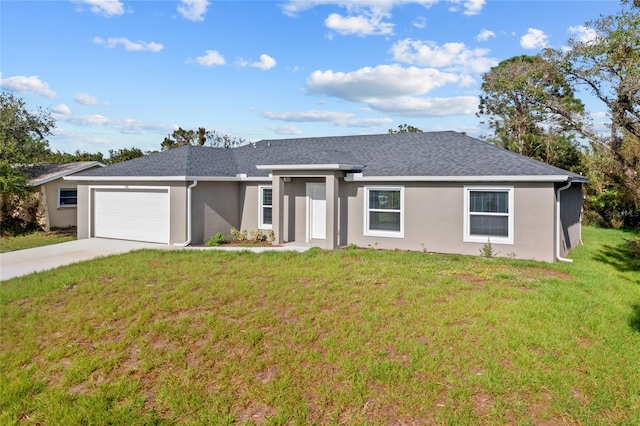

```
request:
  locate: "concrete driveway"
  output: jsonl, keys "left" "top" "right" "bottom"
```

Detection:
{"left": 0, "top": 238, "right": 170, "bottom": 281}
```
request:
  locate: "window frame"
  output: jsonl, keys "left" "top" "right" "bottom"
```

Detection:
{"left": 463, "top": 185, "right": 514, "bottom": 245}
{"left": 57, "top": 187, "right": 78, "bottom": 208}
{"left": 258, "top": 185, "right": 273, "bottom": 230}
{"left": 364, "top": 185, "right": 404, "bottom": 238}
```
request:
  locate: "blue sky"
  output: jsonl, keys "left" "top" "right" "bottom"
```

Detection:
{"left": 1, "top": 0, "right": 620, "bottom": 155}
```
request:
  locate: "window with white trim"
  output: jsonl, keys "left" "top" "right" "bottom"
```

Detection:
{"left": 58, "top": 188, "right": 78, "bottom": 208}
{"left": 364, "top": 186, "right": 404, "bottom": 237}
{"left": 259, "top": 185, "right": 272, "bottom": 229}
{"left": 464, "top": 186, "right": 514, "bottom": 244}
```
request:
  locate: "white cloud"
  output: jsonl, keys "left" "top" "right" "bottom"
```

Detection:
{"left": 51, "top": 104, "right": 71, "bottom": 115}
{"left": 268, "top": 125, "right": 303, "bottom": 135}
{"left": 338, "top": 117, "right": 394, "bottom": 127}
{"left": 262, "top": 110, "right": 354, "bottom": 122}
{"left": 74, "top": 92, "right": 106, "bottom": 105}
{"left": 325, "top": 12, "right": 394, "bottom": 36}
{"left": 52, "top": 110, "right": 176, "bottom": 135}
{"left": 263, "top": 110, "right": 393, "bottom": 128}
{"left": 177, "top": 0, "right": 210, "bottom": 22}
{"left": 520, "top": 28, "right": 549, "bottom": 50}
{"left": 93, "top": 37, "right": 163, "bottom": 52}
{"left": 251, "top": 54, "right": 277, "bottom": 70}
{"left": 0, "top": 75, "right": 57, "bottom": 98}
{"left": 64, "top": 114, "right": 112, "bottom": 127}
{"left": 461, "top": 0, "right": 485, "bottom": 15}
{"left": 116, "top": 118, "right": 177, "bottom": 135}
{"left": 195, "top": 50, "right": 226, "bottom": 67}
{"left": 568, "top": 25, "right": 598, "bottom": 44}
{"left": 390, "top": 39, "right": 497, "bottom": 73}
{"left": 307, "top": 65, "right": 465, "bottom": 102}
{"left": 367, "top": 95, "right": 478, "bottom": 116}
{"left": 280, "top": 1, "right": 481, "bottom": 18}
{"left": 305, "top": 64, "right": 478, "bottom": 117}
{"left": 477, "top": 29, "right": 495, "bottom": 42}
{"left": 281, "top": 1, "right": 483, "bottom": 37}
{"left": 72, "top": 0, "right": 124, "bottom": 17}
{"left": 413, "top": 16, "right": 427, "bottom": 29}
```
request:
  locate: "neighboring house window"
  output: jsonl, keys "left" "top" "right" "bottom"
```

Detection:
{"left": 259, "top": 185, "right": 272, "bottom": 229}
{"left": 58, "top": 188, "right": 78, "bottom": 208}
{"left": 464, "top": 186, "right": 514, "bottom": 244}
{"left": 364, "top": 186, "right": 404, "bottom": 237}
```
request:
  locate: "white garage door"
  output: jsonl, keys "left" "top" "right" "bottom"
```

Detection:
{"left": 93, "top": 188, "right": 169, "bottom": 244}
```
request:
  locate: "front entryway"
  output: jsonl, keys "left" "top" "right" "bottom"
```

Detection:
{"left": 306, "top": 183, "right": 326, "bottom": 240}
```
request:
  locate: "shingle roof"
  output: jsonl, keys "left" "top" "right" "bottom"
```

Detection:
{"left": 75, "top": 131, "right": 587, "bottom": 182}
{"left": 20, "top": 162, "right": 104, "bottom": 186}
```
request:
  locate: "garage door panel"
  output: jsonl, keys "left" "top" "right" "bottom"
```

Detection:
{"left": 93, "top": 189, "right": 169, "bottom": 244}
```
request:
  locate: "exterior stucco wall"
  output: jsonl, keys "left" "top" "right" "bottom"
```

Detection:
{"left": 75, "top": 181, "right": 188, "bottom": 245}
{"left": 191, "top": 181, "right": 240, "bottom": 244}
{"left": 558, "top": 183, "right": 584, "bottom": 256}
{"left": 239, "top": 183, "right": 260, "bottom": 233}
{"left": 342, "top": 181, "right": 557, "bottom": 262}
{"left": 76, "top": 184, "right": 90, "bottom": 239}
{"left": 39, "top": 178, "right": 78, "bottom": 229}
{"left": 170, "top": 185, "right": 188, "bottom": 245}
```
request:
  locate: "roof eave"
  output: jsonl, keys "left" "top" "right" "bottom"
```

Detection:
{"left": 30, "top": 162, "right": 106, "bottom": 186}
{"left": 256, "top": 164, "right": 364, "bottom": 171}
{"left": 64, "top": 174, "right": 272, "bottom": 182}
{"left": 344, "top": 174, "right": 587, "bottom": 183}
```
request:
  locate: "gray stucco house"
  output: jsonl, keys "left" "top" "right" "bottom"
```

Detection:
{"left": 66, "top": 131, "right": 587, "bottom": 262}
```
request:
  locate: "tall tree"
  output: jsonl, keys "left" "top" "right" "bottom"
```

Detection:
{"left": 47, "top": 150, "right": 105, "bottom": 163}
{"left": 548, "top": 1, "right": 640, "bottom": 210}
{"left": 161, "top": 127, "right": 244, "bottom": 150}
{"left": 0, "top": 91, "right": 54, "bottom": 196}
{"left": 477, "top": 55, "right": 586, "bottom": 170}
{"left": 388, "top": 123, "right": 423, "bottom": 134}
{"left": 161, "top": 127, "right": 197, "bottom": 150}
{"left": 106, "top": 147, "right": 145, "bottom": 164}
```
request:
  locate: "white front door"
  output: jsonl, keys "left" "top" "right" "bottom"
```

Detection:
{"left": 307, "top": 183, "right": 326, "bottom": 240}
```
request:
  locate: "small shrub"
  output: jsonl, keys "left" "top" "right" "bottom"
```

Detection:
{"left": 266, "top": 229, "right": 276, "bottom": 244}
{"left": 479, "top": 239, "right": 498, "bottom": 258}
{"left": 346, "top": 243, "right": 358, "bottom": 250}
{"left": 206, "top": 232, "right": 226, "bottom": 247}
{"left": 249, "top": 229, "right": 265, "bottom": 242}
{"left": 230, "top": 227, "right": 247, "bottom": 241}
{"left": 627, "top": 235, "right": 640, "bottom": 260}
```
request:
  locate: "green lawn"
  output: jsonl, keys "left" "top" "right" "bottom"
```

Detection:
{"left": 0, "top": 228, "right": 76, "bottom": 253}
{"left": 1, "top": 227, "right": 638, "bottom": 425}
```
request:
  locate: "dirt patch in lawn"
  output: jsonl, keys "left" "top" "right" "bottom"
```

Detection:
{"left": 531, "top": 268, "right": 573, "bottom": 280}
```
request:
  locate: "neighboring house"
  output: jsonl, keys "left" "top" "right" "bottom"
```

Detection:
{"left": 25, "top": 162, "right": 104, "bottom": 230}
{"left": 66, "top": 132, "right": 587, "bottom": 262}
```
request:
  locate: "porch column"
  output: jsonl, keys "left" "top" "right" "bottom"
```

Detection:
{"left": 325, "top": 172, "right": 339, "bottom": 249}
{"left": 272, "top": 175, "right": 285, "bottom": 245}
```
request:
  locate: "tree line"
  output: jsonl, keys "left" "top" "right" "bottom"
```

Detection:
{"left": 478, "top": 0, "right": 639, "bottom": 228}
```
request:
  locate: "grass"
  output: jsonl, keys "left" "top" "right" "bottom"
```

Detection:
{"left": 1, "top": 226, "right": 639, "bottom": 425}
{"left": 0, "top": 228, "right": 76, "bottom": 253}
